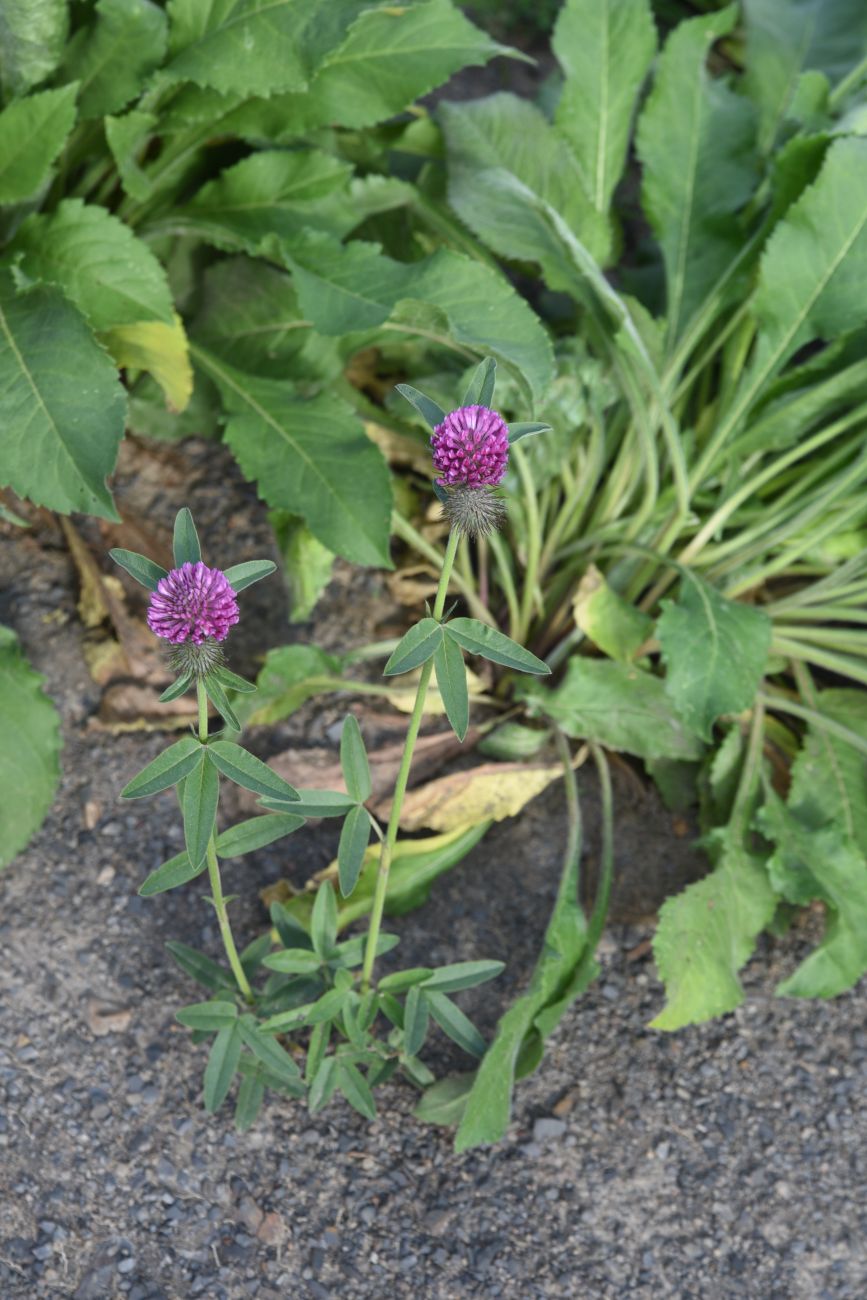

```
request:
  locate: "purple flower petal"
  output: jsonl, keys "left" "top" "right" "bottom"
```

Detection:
{"left": 431, "top": 405, "right": 509, "bottom": 489}
{"left": 147, "top": 561, "right": 239, "bottom": 646}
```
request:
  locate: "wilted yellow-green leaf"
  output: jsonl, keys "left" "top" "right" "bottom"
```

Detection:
{"left": 573, "top": 564, "right": 653, "bottom": 663}
{"left": 102, "top": 313, "right": 193, "bottom": 411}
{"left": 393, "top": 758, "right": 576, "bottom": 832}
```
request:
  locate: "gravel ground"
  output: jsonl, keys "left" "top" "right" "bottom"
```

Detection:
{"left": 2, "top": 442, "right": 866, "bottom": 1300}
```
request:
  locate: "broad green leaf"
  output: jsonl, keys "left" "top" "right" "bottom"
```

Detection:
{"left": 650, "top": 833, "right": 776, "bottom": 1030}
{"left": 166, "top": 940, "right": 236, "bottom": 991}
{"left": 203, "top": 1022, "right": 242, "bottom": 1112}
{"left": 104, "top": 109, "right": 156, "bottom": 203}
{"left": 120, "top": 735, "right": 203, "bottom": 799}
{"left": 61, "top": 0, "right": 167, "bottom": 119}
{"left": 207, "top": 740, "right": 300, "bottom": 802}
{"left": 164, "top": 0, "right": 308, "bottom": 96}
{"left": 759, "top": 793, "right": 867, "bottom": 999}
{"left": 657, "top": 574, "right": 771, "bottom": 741}
{"left": 172, "top": 507, "right": 200, "bottom": 566}
{"left": 572, "top": 564, "right": 653, "bottom": 663}
{"left": 234, "top": 1070, "right": 265, "bottom": 1131}
{"left": 216, "top": 813, "right": 305, "bottom": 858}
{"left": 403, "top": 987, "right": 429, "bottom": 1058}
{"left": 434, "top": 635, "right": 469, "bottom": 742}
{"left": 384, "top": 618, "right": 443, "bottom": 676}
{"left": 732, "top": 137, "right": 867, "bottom": 433}
{"left": 426, "top": 992, "right": 486, "bottom": 1058}
{"left": 445, "top": 618, "right": 550, "bottom": 675}
{"left": 552, "top": 0, "right": 656, "bottom": 219}
{"left": 340, "top": 715, "right": 371, "bottom": 803}
{"left": 0, "top": 83, "right": 76, "bottom": 203}
{"left": 0, "top": 274, "right": 127, "bottom": 517}
{"left": 270, "top": 511, "right": 335, "bottom": 623}
{"left": 183, "top": 753, "right": 219, "bottom": 869}
{"left": 102, "top": 315, "right": 193, "bottom": 412}
{"left": 0, "top": 0, "right": 68, "bottom": 97}
{"left": 282, "top": 234, "right": 419, "bottom": 334}
{"left": 743, "top": 0, "right": 867, "bottom": 151}
{"left": 139, "top": 849, "right": 205, "bottom": 895}
{"left": 238, "top": 1016, "right": 302, "bottom": 1079}
{"left": 223, "top": 560, "right": 276, "bottom": 593}
{"left": 176, "top": 999, "right": 237, "bottom": 1031}
{"left": 0, "top": 626, "right": 61, "bottom": 868}
{"left": 523, "top": 658, "right": 704, "bottom": 762}
{"left": 786, "top": 689, "right": 867, "bottom": 857}
{"left": 337, "top": 804, "right": 370, "bottom": 898}
{"left": 12, "top": 200, "right": 173, "bottom": 331}
{"left": 311, "top": 882, "right": 338, "bottom": 959}
{"left": 110, "top": 549, "right": 167, "bottom": 591}
{"left": 440, "top": 93, "right": 609, "bottom": 273}
{"left": 195, "top": 347, "right": 392, "bottom": 567}
{"left": 239, "top": 645, "right": 344, "bottom": 727}
{"left": 636, "top": 6, "right": 758, "bottom": 346}
{"left": 260, "top": 788, "right": 356, "bottom": 820}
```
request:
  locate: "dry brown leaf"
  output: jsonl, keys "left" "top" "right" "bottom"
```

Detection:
{"left": 381, "top": 758, "right": 576, "bottom": 833}
{"left": 364, "top": 420, "right": 431, "bottom": 474}
{"left": 85, "top": 1000, "right": 132, "bottom": 1037}
{"left": 82, "top": 636, "right": 128, "bottom": 686}
{"left": 93, "top": 682, "right": 197, "bottom": 732}
{"left": 386, "top": 565, "right": 439, "bottom": 606}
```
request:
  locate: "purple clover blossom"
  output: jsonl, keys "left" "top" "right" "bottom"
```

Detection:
{"left": 147, "top": 561, "right": 239, "bottom": 646}
{"left": 431, "top": 405, "right": 509, "bottom": 489}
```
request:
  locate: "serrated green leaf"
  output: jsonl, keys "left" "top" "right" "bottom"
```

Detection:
{"left": 193, "top": 347, "right": 392, "bottom": 568}
{"left": 523, "top": 658, "right": 704, "bottom": 762}
{"left": 104, "top": 108, "right": 156, "bottom": 203}
{"left": 216, "top": 813, "right": 304, "bottom": 858}
{"left": 785, "top": 689, "right": 867, "bottom": 857}
{"left": 206, "top": 739, "right": 300, "bottom": 802}
{"left": 657, "top": 574, "right": 771, "bottom": 742}
{"left": 650, "top": 833, "right": 776, "bottom": 1030}
{"left": 311, "top": 882, "right": 338, "bottom": 959}
{"left": 11, "top": 199, "right": 174, "bottom": 331}
{"left": 0, "top": 0, "right": 68, "bottom": 98}
{"left": 61, "top": 0, "right": 167, "bottom": 119}
{"left": 269, "top": 510, "right": 335, "bottom": 623}
{"left": 445, "top": 618, "right": 549, "bottom": 676}
{"left": 102, "top": 315, "right": 193, "bottom": 413}
{"left": 176, "top": 999, "right": 238, "bottom": 1031}
{"left": 203, "top": 1022, "right": 242, "bottom": 1112}
{"left": 120, "top": 736, "right": 203, "bottom": 799}
{"left": 434, "top": 634, "right": 469, "bottom": 742}
{"left": 172, "top": 507, "right": 200, "bottom": 566}
{"left": 337, "top": 804, "right": 371, "bottom": 899}
{"left": 109, "top": 548, "right": 167, "bottom": 591}
{"left": 0, "top": 626, "right": 61, "bottom": 868}
{"left": 0, "top": 83, "right": 77, "bottom": 203}
{"left": 164, "top": 0, "right": 309, "bottom": 97}
{"left": 0, "top": 275, "right": 126, "bottom": 519}
{"left": 403, "top": 986, "right": 429, "bottom": 1058}
{"left": 340, "top": 714, "right": 371, "bottom": 803}
{"left": 553, "top": 0, "right": 656, "bottom": 221}
{"left": 636, "top": 6, "right": 758, "bottom": 346}
{"left": 183, "top": 753, "right": 219, "bottom": 870}
{"left": 166, "top": 940, "right": 235, "bottom": 992}
{"left": 395, "top": 383, "right": 446, "bottom": 430}
{"left": 384, "top": 618, "right": 443, "bottom": 676}
{"left": 426, "top": 992, "right": 486, "bottom": 1058}
{"left": 223, "top": 560, "right": 276, "bottom": 592}
{"left": 421, "top": 960, "right": 504, "bottom": 995}
{"left": 139, "top": 848, "right": 205, "bottom": 895}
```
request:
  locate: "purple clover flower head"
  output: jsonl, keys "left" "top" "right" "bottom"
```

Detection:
{"left": 147, "top": 561, "right": 239, "bottom": 646}
{"left": 431, "top": 405, "right": 509, "bottom": 489}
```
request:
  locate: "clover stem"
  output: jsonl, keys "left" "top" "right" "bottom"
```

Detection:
{"left": 197, "top": 680, "right": 253, "bottom": 1003}
{"left": 361, "top": 529, "right": 461, "bottom": 992}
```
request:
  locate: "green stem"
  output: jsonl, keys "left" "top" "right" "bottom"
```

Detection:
{"left": 197, "top": 681, "right": 253, "bottom": 1002}
{"left": 361, "top": 530, "right": 461, "bottom": 991}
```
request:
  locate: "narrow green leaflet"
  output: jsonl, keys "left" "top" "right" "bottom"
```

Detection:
{"left": 0, "top": 0, "right": 68, "bottom": 97}
{"left": 234, "top": 1070, "right": 265, "bottom": 1132}
{"left": 310, "top": 883, "right": 338, "bottom": 960}
{"left": 308, "top": 1055, "right": 339, "bottom": 1112}
{"left": 109, "top": 548, "right": 167, "bottom": 591}
{"left": 434, "top": 635, "right": 469, "bottom": 742}
{"left": 213, "top": 667, "right": 255, "bottom": 694}
{"left": 636, "top": 6, "right": 758, "bottom": 346}
{"left": 238, "top": 1016, "right": 302, "bottom": 1079}
{"left": 172, "top": 507, "right": 200, "bottom": 566}
{"left": 656, "top": 574, "right": 771, "bottom": 742}
{"left": 222, "top": 560, "right": 276, "bottom": 592}
{"left": 206, "top": 740, "right": 300, "bottom": 802}
{"left": 0, "top": 83, "right": 77, "bottom": 203}
{"left": 262, "top": 948, "right": 322, "bottom": 975}
{"left": 166, "top": 940, "right": 236, "bottom": 992}
{"left": 394, "top": 383, "right": 446, "bottom": 431}
{"left": 139, "top": 849, "right": 205, "bottom": 895}
{"left": 524, "top": 658, "right": 704, "bottom": 762}
{"left": 0, "top": 274, "right": 127, "bottom": 517}
{"left": 462, "top": 357, "right": 496, "bottom": 408}
{"left": 552, "top": 0, "right": 656, "bottom": 220}
{"left": 384, "top": 618, "right": 443, "bottom": 676}
{"left": 194, "top": 347, "right": 392, "bottom": 567}
{"left": 60, "top": 0, "right": 167, "bottom": 119}
{"left": 338, "top": 805, "right": 372, "bottom": 898}
{"left": 120, "top": 736, "right": 203, "bottom": 799}
{"left": 426, "top": 992, "right": 486, "bottom": 1058}
{"left": 340, "top": 715, "right": 371, "bottom": 804}
{"left": 164, "top": 0, "right": 309, "bottom": 97}
{"left": 215, "top": 813, "right": 305, "bottom": 858}
{"left": 183, "top": 753, "right": 219, "bottom": 870}
{"left": 421, "top": 961, "right": 504, "bottom": 994}
{"left": 0, "top": 626, "right": 61, "bottom": 868}
{"left": 337, "top": 1063, "right": 376, "bottom": 1119}
{"left": 650, "top": 832, "right": 777, "bottom": 1030}
{"left": 11, "top": 200, "right": 173, "bottom": 332}
{"left": 203, "top": 675, "right": 240, "bottom": 732}
{"left": 445, "top": 618, "right": 550, "bottom": 675}
{"left": 403, "top": 986, "right": 429, "bottom": 1057}
{"left": 260, "top": 789, "right": 357, "bottom": 819}
{"left": 203, "top": 1022, "right": 242, "bottom": 1112}
{"left": 176, "top": 1000, "right": 238, "bottom": 1032}
{"left": 786, "top": 689, "right": 867, "bottom": 857}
